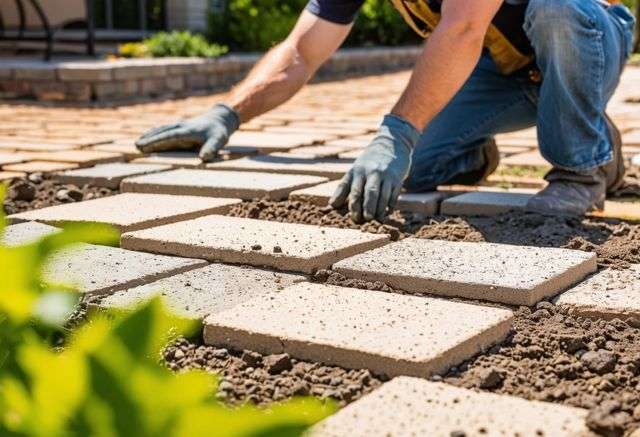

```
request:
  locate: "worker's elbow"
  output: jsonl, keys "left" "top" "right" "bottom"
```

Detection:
{"left": 440, "top": 17, "right": 489, "bottom": 44}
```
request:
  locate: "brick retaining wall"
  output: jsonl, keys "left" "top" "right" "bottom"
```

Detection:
{"left": 0, "top": 46, "right": 421, "bottom": 103}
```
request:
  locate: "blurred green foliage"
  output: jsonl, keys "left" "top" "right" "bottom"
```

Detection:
{"left": 119, "top": 31, "right": 228, "bottom": 58}
{"left": 208, "top": 0, "right": 418, "bottom": 51}
{"left": 0, "top": 185, "right": 333, "bottom": 436}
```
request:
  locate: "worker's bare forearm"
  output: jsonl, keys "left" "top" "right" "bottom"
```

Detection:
{"left": 392, "top": 0, "right": 503, "bottom": 131}
{"left": 392, "top": 25, "right": 485, "bottom": 130}
{"left": 225, "top": 42, "right": 311, "bottom": 122}
{"left": 223, "top": 11, "right": 351, "bottom": 123}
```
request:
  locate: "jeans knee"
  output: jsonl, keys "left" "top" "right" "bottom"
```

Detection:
{"left": 525, "top": 0, "right": 597, "bottom": 42}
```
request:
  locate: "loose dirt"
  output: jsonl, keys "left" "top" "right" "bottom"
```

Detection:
{"left": 163, "top": 337, "right": 385, "bottom": 407}
{"left": 3, "top": 174, "right": 118, "bottom": 215}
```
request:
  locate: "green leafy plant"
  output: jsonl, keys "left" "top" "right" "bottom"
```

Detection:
{"left": 119, "top": 31, "right": 228, "bottom": 58}
{"left": 0, "top": 184, "right": 333, "bottom": 436}
{"left": 208, "top": 0, "right": 418, "bottom": 51}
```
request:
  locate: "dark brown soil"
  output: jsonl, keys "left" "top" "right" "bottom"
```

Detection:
{"left": 443, "top": 303, "right": 640, "bottom": 437}
{"left": 163, "top": 338, "right": 385, "bottom": 407}
{"left": 2, "top": 174, "right": 118, "bottom": 215}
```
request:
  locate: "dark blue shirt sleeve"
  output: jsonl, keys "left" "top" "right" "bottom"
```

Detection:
{"left": 305, "top": 0, "right": 366, "bottom": 24}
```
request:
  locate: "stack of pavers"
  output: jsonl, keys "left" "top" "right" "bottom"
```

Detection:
{"left": 3, "top": 68, "right": 640, "bottom": 436}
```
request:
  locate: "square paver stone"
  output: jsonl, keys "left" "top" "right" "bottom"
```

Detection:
{"left": 100, "top": 264, "right": 305, "bottom": 320}
{"left": 0, "top": 152, "right": 29, "bottom": 166}
{"left": 3, "top": 161, "right": 79, "bottom": 173}
{"left": 121, "top": 169, "right": 328, "bottom": 200}
{"left": 21, "top": 150, "right": 123, "bottom": 167}
{"left": 441, "top": 191, "right": 535, "bottom": 216}
{"left": 204, "top": 282, "right": 513, "bottom": 377}
{"left": 309, "top": 377, "right": 590, "bottom": 437}
{"left": 333, "top": 238, "right": 597, "bottom": 306}
{"left": 555, "top": 265, "right": 640, "bottom": 320}
{"left": 44, "top": 243, "right": 206, "bottom": 295}
{"left": 289, "top": 180, "right": 443, "bottom": 215}
{"left": 132, "top": 152, "right": 205, "bottom": 168}
{"left": 227, "top": 131, "right": 326, "bottom": 150}
{"left": 54, "top": 163, "right": 172, "bottom": 189}
{"left": 8, "top": 193, "right": 241, "bottom": 232}
{"left": 1, "top": 222, "right": 60, "bottom": 246}
{"left": 207, "top": 154, "right": 353, "bottom": 179}
{"left": 121, "top": 215, "right": 389, "bottom": 274}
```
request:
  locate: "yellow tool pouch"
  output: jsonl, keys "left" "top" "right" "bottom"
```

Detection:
{"left": 389, "top": 0, "right": 535, "bottom": 75}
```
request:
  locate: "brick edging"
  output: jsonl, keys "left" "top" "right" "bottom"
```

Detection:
{"left": 1, "top": 46, "right": 421, "bottom": 103}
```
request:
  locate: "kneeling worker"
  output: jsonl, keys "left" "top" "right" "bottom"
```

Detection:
{"left": 136, "top": 0, "right": 636, "bottom": 222}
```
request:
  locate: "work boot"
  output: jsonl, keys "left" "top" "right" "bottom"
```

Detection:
{"left": 525, "top": 168, "right": 606, "bottom": 216}
{"left": 445, "top": 138, "right": 500, "bottom": 186}
{"left": 525, "top": 115, "right": 624, "bottom": 216}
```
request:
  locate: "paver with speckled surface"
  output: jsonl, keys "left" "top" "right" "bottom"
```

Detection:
{"left": 100, "top": 264, "right": 305, "bottom": 320}
{"left": 289, "top": 179, "right": 443, "bottom": 215}
{"left": 8, "top": 193, "right": 241, "bottom": 231}
{"left": 121, "top": 215, "right": 389, "bottom": 273}
{"left": 555, "top": 265, "right": 640, "bottom": 320}
{"left": 44, "top": 243, "right": 206, "bottom": 295}
{"left": 441, "top": 191, "right": 535, "bottom": 216}
{"left": 1, "top": 222, "right": 60, "bottom": 246}
{"left": 333, "top": 238, "right": 597, "bottom": 306}
{"left": 206, "top": 154, "right": 353, "bottom": 179}
{"left": 55, "top": 162, "right": 172, "bottom": 189}
{"left": 309, "top": 377, "right": 591, "bottom": 437}
{"left": 204, "top": 282, "right": 513, "bottom": 377}
{"left": 121, "top": 168, "right": 328, "bottom": 200}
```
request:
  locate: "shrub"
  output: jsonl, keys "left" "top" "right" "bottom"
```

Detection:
{"left": 208, "top": 0, "right": 417, "bottom": 51}
{"left": 119, "top": 31, "right": 228, "bottom": 58}
{"left": 209, "top": 0, "right": 308, "bottom": 51}
{"left": 347, "top": 0, "right": 419, "bottom": 47}
{"left": 0, "top": 185, "right": 333, "bottom": 436}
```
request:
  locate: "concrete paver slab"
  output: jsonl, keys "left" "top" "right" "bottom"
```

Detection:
{"left": 21, "top": 150, "right": 123, "bottom": 167}
{"left": 441, "top": 191, "right": 535, "bottom": 216}
{"left": 8, "top": 193, "right": 241, "bottom": 232}
{"left": 90, "top": 141, "right": 143, "bottom": 159}
{"left": 1, "top": 222, "right": 60, "bottom": 246}
{"left": 3, "top": 161, "right": 79, "bottom": 173}
{"left": 333, "top": 238, "right": 597, "bottom": 306}
{"left": 227, "top": 131, "right": 326, "bottom": 150}
{"left": 0, "top": 152, "right": 29, "bottom": 165}
{"left": 121, "top": 215, "right": 389, "bottom": 274}
{"left": 309, "top": 377, "right": 590, "bottom": 437}
{"left": 0, "top": 171, "right": 26, "bottom": 180}
{"left": 131, "top": 152, "right": 206, "bottom": 168}
{"left": 121, "top": 169, "right": 328, "bottom": 200}
{"left": 204, "top": 282, "right": 513, "bottom": 377}
{"left": 100, "top": 264, "right": 305, "bottom": 320}
{"left": 289, "top": 180, "right": 443, "bottom": 214}
{"left": 207, "top": 154, "right": 353, "bottom": 179}
{"left": 54, "top": 163, "right": 172, "bottom": 189}
{"left": 555, "top": 265, "right": 640, "bottom": 320}
{"left": 44, "top": 243, "right": 206, "bottom": 295}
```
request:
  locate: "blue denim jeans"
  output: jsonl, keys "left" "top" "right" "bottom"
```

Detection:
{"left": 405, "top": 0, "right": 636, "bottom": 192}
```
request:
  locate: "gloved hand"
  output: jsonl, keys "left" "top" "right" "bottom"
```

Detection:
{"left": 330, "top": 114, "right": 420, "bottom": 223}
{"left": 135, "top": 103, "right": 240, "bottom": 162}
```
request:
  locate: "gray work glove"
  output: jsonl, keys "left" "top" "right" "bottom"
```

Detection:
{"left": 135, "top": 103, "right": 240, "bottom": 161}
{"left": 330, "top": 114, "right": 420, "bottom": 223}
